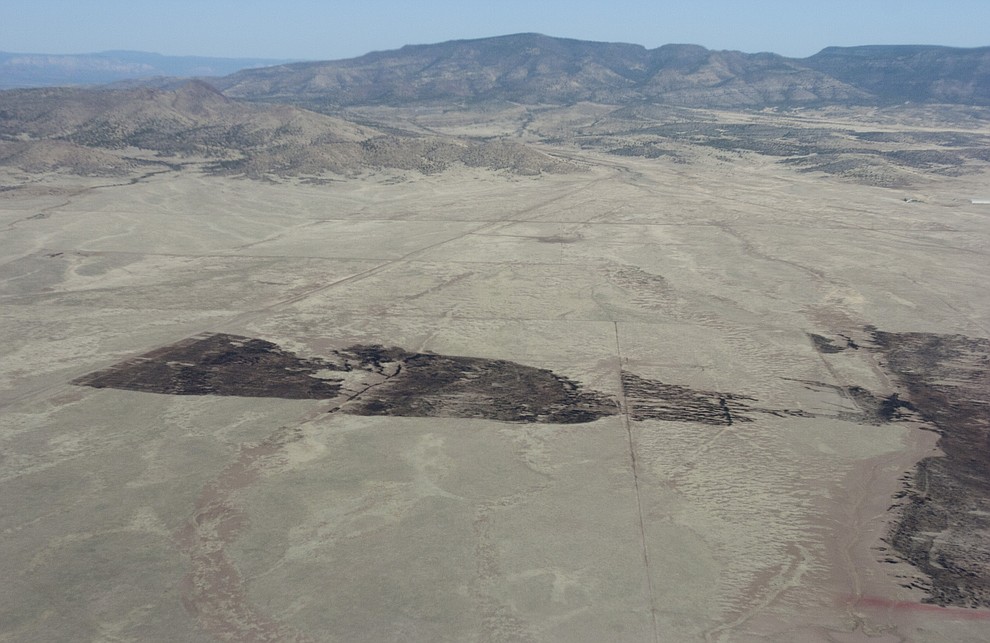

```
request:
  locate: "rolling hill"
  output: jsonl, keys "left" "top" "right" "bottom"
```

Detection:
{"left": 0, "top": 80, "right": 573, "bottom": 178}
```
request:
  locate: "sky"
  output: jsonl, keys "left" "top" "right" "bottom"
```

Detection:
{"left": 1, "top": 0, "right": 988, "bottom": 61}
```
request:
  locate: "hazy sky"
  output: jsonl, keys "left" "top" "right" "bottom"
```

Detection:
{"left": 2, "top": 0, "right": 988, "bottom": 60}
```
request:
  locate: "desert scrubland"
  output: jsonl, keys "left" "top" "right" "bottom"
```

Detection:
{"left": 2, "top": 61, "right": 990, "bottom": 642}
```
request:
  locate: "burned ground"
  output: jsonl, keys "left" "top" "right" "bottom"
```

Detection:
{"left": 808, "top": 332, "right": 859, "bottom": 354}
{"left": 343, "top": 345, "right": 617, "bottom": 424}
{"left": 865, "top": 330, "right": 990, "bottom": 607}
{"left": 809, "top": 328, "right": 990, "bottom": 605}
{"left": 788, "top": 376, "right": 917, "bottom": 426}
{"left": 620, "top": 371, "right": 757, "bottom": 425}
{"left": 74, "top": 329, "right": 990, "bottom": 607}
{"left": 73, "top": 333, "right": 345, "bottom": 399}
{"left": 74, "top": 334, "right": 617, "bottom": 424}
{"left": 75, "top": 334, "right": 851, "bottom": 429}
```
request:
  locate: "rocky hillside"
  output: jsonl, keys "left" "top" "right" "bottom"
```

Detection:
{"left": 804, "top": 45, "right": 990, "bottom": 105}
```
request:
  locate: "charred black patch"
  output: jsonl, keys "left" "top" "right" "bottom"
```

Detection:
{"left": 621, "top": 371, "right": 756, "bottom": 425}
{"left": 73, "top": 333, "right": 344, "bottom": 399}
{"left": 809, "top": 333, "right": 846, "bottom": 354}
{"left": 809, "top": 332, "right": 859, "bottom": 354}
{"left": 535, "top": 235, "right": 580, "bottom": 244}
{"left": 345, "top": 345, "right": 617, "bottom": 424}
{"left": 845, "top": 386, "right": 917, "bottom": 424}
{"left": 789, "top": 378, "right": 918, "bottom": 425}
{"left": 74, "top": 334, "right": 617, "bottom": 424}
{"left": 866, "top": 329, "right": 990, "bottom": 607}
{"left": 877, "top": 393, "right": 914, "bottom": 422}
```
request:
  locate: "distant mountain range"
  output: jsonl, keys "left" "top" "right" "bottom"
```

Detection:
{"left": 3, "top": 35, "right": 989, "bottom": 108}
{"left": 0, "top": 50, "right": 295, "bottom": 89}
{"left": 214, "top": 34, "right": 990, "bottom": 108}
{"left": 3, "top": 34, "right": 990, "bottom": 184}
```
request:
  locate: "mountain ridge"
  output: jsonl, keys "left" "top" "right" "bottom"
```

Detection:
{"left": 4, "top": 35, "right": 990, "bottom": 184}
{"left": 213, "top": 34, "right": 990, "bottom": 108}
{"left": 6, "top": 35, "right": 989, "bottom": 108}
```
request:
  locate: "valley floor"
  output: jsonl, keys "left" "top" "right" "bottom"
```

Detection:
{"left": 1, "top": 142, "right": 989, "bottom": 641}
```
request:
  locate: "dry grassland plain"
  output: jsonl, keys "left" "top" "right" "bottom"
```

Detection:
{"left": 1, "top": 107, "right": 989, "bottom": 642}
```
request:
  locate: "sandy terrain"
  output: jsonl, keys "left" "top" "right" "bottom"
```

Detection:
{"left": 1, "top": 126, "right": 989, "bottom": 642}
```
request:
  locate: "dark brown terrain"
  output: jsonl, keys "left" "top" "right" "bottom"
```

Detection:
{"left": 54, "top": 323, "right": 990, "bottom": 637}
{"left": 621, "top": 371, "right": 757, "bottom": 425}
{"left": 811, "top": 329, "right": 990, "bottom": 607}
{"left": 74, "top": 333, "right": 617, "bottom": 424}
{"left": 871, "top": 331, "right": 990, "bottom": 607}
{"left": 73, "top": 333, "right": 346, "bottom": 399}
{"left": 79, "top": 327, "right": 990, "bottom": 610}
